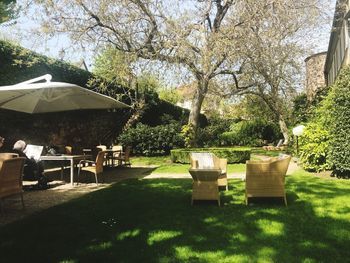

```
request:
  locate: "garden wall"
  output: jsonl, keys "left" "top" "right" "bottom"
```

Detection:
{"left": 0, "top": 40, "right": 202, "bottom": 152}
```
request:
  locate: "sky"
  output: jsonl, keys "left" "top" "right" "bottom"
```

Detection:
{"left": 0, "top": 0, "right": 337, "bottom": 73}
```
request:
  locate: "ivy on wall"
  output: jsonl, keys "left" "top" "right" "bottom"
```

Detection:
{"left": 0, "top": 40, "right": 201, "bottom": 152}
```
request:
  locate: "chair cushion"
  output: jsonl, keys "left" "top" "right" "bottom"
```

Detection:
{"left": 190, "top": 153, "right": 214, "bottom": 169}
{"left": 278, "top": 153, "right": 289, "bottom": 160}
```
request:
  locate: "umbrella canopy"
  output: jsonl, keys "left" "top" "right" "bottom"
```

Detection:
{"left": 0, "top": 74, "right": 129, "bottom": 113}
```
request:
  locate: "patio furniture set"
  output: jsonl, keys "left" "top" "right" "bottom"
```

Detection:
{"left": 0, "top": 149, "right": 291, "bottom": 213}
{"left": 42, "top": 144, "right": 132, "bottom": 185}
{"left": 189, "top": 152, "right": 291, "bottom": 206}
{"left": 0, "top": 145, "right": 132, "bottom": 211}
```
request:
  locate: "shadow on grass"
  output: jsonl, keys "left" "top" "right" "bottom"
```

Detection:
{"left": 45, "top": 165, "right": 158, "bottom": 184}
{"left": 0, "top": 175, "right": 349, "bottom": 262}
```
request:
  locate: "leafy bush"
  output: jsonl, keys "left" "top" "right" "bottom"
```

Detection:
{"left": 299, "top": 122, "right": 332, "bottom": 172}
{"left": 140, "top": 99, "right": 207, "bottom": 127}
{"left": 118, "top": 123, "right": 184, "bottom": 156}
{"left": 292, "top": 89, "right": 328, "bottom": 126}
{"left": 170, "top": 147, "right": 251, "bottom": 164}
{"left": 328, "top": 67, "right": 350, "bottom": 177}
{"left": 298, "top": 78, "right": 333, "bottom": 172}
{"left": 196, "top": 118, "right": 231, "bottom": 147}
{"left": 299, "top": 66, "right": 350, "bottom": 176}
{"left": 292, "top": 93, "right": 309, "bottom": 125}
{"left": 180, "top": 124, "right": 196, "bottom": 148}
{"left": 220, "top": 120, "right": 280, "bottom": 146}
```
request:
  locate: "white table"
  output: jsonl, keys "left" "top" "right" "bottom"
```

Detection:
{"left": 40, "top": 155, "right": 92, "bottom": 186}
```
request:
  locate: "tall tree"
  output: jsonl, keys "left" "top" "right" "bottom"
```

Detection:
{"left": 28, "top": 0, "right": 248, "bottom": 145}
{"left": 0, "top": 0, "right": 17, "bottom": 24}
{"left": 29, "top": 0, "right": 326, "bottom": 144}
{"left": 218, "top": 0, "right": 325, "bottom": 144}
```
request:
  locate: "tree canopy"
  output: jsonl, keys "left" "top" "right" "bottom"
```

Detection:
{"left": 27, "top": 0, "right": 328, "bottom": 144}
{"left": 0, "top": 0, "right": 17, "bottom": 24}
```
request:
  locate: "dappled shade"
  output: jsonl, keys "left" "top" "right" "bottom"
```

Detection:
{"left": 0, "top": 173, "right": 349, "bottom": 262}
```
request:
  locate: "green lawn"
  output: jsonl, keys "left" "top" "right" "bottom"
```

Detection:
{"left": 0, "top": 170, "right": 349, "bottom": 262}
{"left": 151, "top": 163, "right": 246, "bottom": 174}
{"left": 131, "top": 156, "right": 247, "bottom": 174}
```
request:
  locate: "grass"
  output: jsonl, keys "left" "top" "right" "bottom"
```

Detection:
{"left": 250, "top": 147, "right": 286, "bottom": 157}
{"left": 131, "top": 156, "right": 246, "bottom": 174}
{"left": 0, "top": 170, "right": 349, "bottom": 262}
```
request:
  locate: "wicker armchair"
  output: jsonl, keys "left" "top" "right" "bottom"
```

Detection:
{"left": 0, "top": 153, "right": 19, "bottom": 162}
{"left": 189, "top": 168, "right": 221, "bottom": 206}
{"left": 0, "top": 157, "right": 26, "bottom": 212}
{"left": 114, "top": 146, "right": 132, "bottom": 167}
{"left": 245, "top": 155, "right": 291, "bottom": 206}
{"left": 77, "top": 151, "right": 106, "bottom": 184}
{"left": 190, "top": 153, "right": 228, "bottom": 190}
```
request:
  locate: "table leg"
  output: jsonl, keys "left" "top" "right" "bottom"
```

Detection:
{"left": 70, "top": 159, "right": 74, "bottom": 186}
{"left": 60, "top": 164, "right": 64, "bottom": 180}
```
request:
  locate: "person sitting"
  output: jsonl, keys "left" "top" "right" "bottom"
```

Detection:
{"left": 12, "top": 140, "right": 48, "bottom": 189}
{"left": 0, "top": 136, "right": 4, "bottom": 149}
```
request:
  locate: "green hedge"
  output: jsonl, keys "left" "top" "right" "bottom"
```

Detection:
{"left": 170, "top": 147, "right": 251, "bottom": 164}
{"left": 328, "top": 66, "right": 350, "bottom": 177}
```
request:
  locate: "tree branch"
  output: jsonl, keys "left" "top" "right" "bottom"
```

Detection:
{"left": 213, "top": 0, "right": 233, "bottom": 32}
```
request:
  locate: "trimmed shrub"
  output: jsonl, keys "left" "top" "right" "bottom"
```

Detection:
{"left": 328, "top": 66, "right": 350, "bottom": 177}
{"left": 118, "top": 123, "right": 184, "bottom": 156}
{"left": 170, "top": 147, "right": 251, "bottom": 164}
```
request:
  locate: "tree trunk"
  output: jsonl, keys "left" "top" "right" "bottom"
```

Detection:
{"left": 188, "top": 79, "right": 207, "bottom": 146}
{"left": 188, "top": 91, "right": 205, "bottom": 130}
{"left": 258, "top": 94, "right": 290, "bottom": 145}
{"left": 278, "top": 114, "right": 289, "bottom": 145}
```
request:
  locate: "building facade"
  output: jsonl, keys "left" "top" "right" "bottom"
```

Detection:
{"left": 324, "top": 0, "right": 350, "bottom": 86}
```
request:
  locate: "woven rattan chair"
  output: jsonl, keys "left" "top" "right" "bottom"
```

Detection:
{"left": 189, "top": 168, "right": 221, "bottom": 206}
{"left": 104, "top": 145, "right": 123, "bottom": 167}
{"left": 190, "top": 153, "right": 228, "bottom": 190}
{"left": 0, "top": 153, "right": 19, "bottom": 161}
{"left": 245, "top": 155, "right": 291, "bottom": 206}
{"left": 114, "top": 146, "right": 131, "bottom": 167}
{"left": 77, "top": 151, "right": 106, "bottom": 184}
{"left": 0, "top": 157, "right": 26, "bottom": 212}
{"left": 96, "top": 145, "right": 107, "bottom": 151}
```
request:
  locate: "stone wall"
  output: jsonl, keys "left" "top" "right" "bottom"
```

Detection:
{"left": 0, "top": 108, "right": 131, "bottom": 154}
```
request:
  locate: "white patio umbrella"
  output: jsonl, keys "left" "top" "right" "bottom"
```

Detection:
{"left": 0, "top": 74, "right": 129, "bottom": 113}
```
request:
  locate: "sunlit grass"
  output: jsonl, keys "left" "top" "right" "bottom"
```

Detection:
{"left": 130, "top": 156, "right": 172, "bottom": 166}
{"left": 0, "top": 170, "right": 349, "bottom": 262}
{"left": 131, "top": 156, "right": 246, "bottom": 174}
